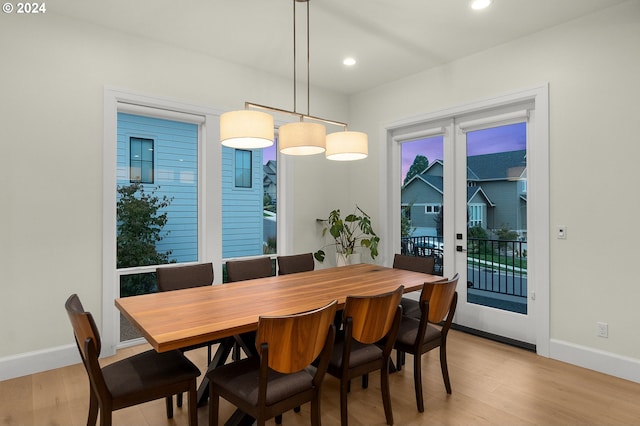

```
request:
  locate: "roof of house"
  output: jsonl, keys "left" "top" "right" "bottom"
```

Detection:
{"left": 467, "top": 150, "right": 526, "bottom": 181}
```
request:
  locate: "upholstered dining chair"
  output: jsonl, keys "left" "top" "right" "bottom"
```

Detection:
{"left": 225, "top": 257, "right": 274, "bottom": 361}
{"left": 156, "top": 262, "right": 216, "bottom": 407}
{"left": 207, "top": 300, "right": 337, "bottom": 426}
{"left": 393, "top": 273, "right": 459, "bottom": 412}
{"left": 393, "top": 253, "right": 437, "bottom": 319}
{"left": 226, "top": 257, "right": 273, "bottom": 282}
{"left": 326, "top": 286, "right": 404, "bottom": 426}
{"left": 65, "top": 294, "right": 200, "bottom": 426}
{"left": 277, "top": 253, "right": 315, "bottom": 275}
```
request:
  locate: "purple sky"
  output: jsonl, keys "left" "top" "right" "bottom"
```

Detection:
{"left": 401, "top": 122, "right": 526, "bottom": 181}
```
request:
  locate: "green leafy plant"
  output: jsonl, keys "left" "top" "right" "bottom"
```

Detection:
{"left": 314, "top": 205, "right": 380, "bottom": 262}
{"left": 117, "top": 183, "right": 174, "bottom": 295}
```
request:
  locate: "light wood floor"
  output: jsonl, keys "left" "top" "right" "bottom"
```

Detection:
{"left": 2, "top": 330, "right": 640, "bottom": 425}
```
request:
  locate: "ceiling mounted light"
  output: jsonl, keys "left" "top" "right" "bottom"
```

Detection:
{"left": 471, "top": 0, "right": 492, "bottom": 10}
{"left": 343, "top": 57, "right": 357, "bottom": 66}
{"left": 219, "top": 0, "right": 368, "bottom": 161}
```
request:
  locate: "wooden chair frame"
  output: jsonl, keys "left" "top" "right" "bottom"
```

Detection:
{"left": 394, "top": 274, "right": 459, "bottom": 412}
{"left": 208, "top": 301, "right": 337, "bottom": 426}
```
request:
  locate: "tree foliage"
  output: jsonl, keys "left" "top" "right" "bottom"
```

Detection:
{"left": 117, "top": 183, "right": 173, "bottom": 295}
{"left": 403, "top": 155, "right": 429, "bottom": 185}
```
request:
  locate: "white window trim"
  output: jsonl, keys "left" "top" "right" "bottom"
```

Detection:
{"left": 102, "top": 87, "right": 222, "bottom": 356}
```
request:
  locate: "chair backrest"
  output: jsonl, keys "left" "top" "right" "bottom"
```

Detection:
{"left": 65, "top": 294, "right": 101, "bottom": 359}
{"left": 226, "top": 257, "right": 273, "bottom": 282}
{"left": 156, "top": 262, "right": 214, "bottom": 292}
{"left": 256, "top": 300, "right": 338, "bottom": 373}
{"left": 65, "top": 294, "right": 109, "bottom": 398}
{"left": 392, "top": 253, "right": 435, "bottom": 274}
{"left": 277, "top": 253, "right": 314, "bottom": 275}
{"left": 420, "top": 273, "right": 459, "bottom": 323}
{"left": 343, "top": 286, "right": 404, "bottom": 344}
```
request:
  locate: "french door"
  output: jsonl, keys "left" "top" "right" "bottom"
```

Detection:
{"left": 390, "top": 86, "right": 549, "bottom": 352}
{"left": 453, "top": 116, "right": 534, "bottom": 345}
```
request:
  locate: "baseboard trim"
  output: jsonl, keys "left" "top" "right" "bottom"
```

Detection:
{"left": 0, "top": 344, "right": 81, "bottom": 381}
{"left": 550, "top": 338, "right": 640, "bottom": 384}
{"left": 2, "top": 337, "right": 639, "bottom": 385}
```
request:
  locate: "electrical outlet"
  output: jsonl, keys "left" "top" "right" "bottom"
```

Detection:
{"left": 597, "top": 322, "right": 608, "bottom": 338}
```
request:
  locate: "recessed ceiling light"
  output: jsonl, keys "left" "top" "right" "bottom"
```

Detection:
{"left": 343, "top": 57, "right": 356, "bottom": 66}
{"left": 471, "top": 0, "right": 492, "bottom": 10}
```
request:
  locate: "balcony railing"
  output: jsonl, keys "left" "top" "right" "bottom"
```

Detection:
{"left": 401, "top": 236, "right": 528, "bottom": 314}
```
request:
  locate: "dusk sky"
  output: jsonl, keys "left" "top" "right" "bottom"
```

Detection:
{"left": 401, "top": 122, "right": 526, "bottom": 181}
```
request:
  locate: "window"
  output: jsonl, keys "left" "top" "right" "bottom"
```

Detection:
{"left": 425, "top": 204, "right": 441, "bottom": 214}
{"left": 235, "top": 149, "right": 252, "bottom": 188}
{"left": 468, "top": 204, "right": 484, "bottom": 227}
{"left": 129, "top": 137, "right": 154, "bottom": 183}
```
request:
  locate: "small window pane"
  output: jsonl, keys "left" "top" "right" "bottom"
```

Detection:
{"left": 235, "top": 149, "right": 252, "bottom": 188}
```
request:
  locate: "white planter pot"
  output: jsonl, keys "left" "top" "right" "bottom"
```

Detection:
{"left": 336, "top": 252, "right": 361, "bottom": 267}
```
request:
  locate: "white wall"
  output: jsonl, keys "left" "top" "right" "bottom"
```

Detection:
{"left": 0, "top": 12, "right": 347, "bottom": 374}
{"left": 348, "top": 1, "right": 640, "bottom": 377}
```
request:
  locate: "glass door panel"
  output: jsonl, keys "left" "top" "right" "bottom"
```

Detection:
{"left": 400, "top": 135, "right": 445, "bottom": 275}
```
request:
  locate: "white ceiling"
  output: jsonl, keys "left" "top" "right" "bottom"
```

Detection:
{"left": 51, "top": 0, "right": 628, "bottom": 95}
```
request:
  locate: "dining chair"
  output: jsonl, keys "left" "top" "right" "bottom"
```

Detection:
{"left": 156, "top": 262, "right": 216, "bottom": 407}
{"left": 326, "top": 286, "right": 404, "bottom": 426}
{"left": 393, "top": 273, "right": 459, "bottom": 412}
{"left": 393, "top": 253, "right": 436, "bottom": 319}
{"left": 277, "top": 252, "right": 314, "bottom": 275}
{"left": 207, "top": 300, "right": 338, "bottom": 426}
{"left": 225, "top": 257, "right": 274, "bottom": 361}
{"left": 226, "top": 257, "right": 273, "bottom": 282}
{"left": 65, "top": 294, "right": 200, "bottom": 426}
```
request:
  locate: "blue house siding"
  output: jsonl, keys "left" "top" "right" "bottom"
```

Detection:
{"left": 221, "top": 146, "right": 265, "bottom": 258}
{"left": 117, "top": 113, "right": 199, "bottom": 264}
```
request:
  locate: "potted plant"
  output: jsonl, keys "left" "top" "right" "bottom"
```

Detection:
{"left": 314, "top": 205, "right": 380, "bottom": 265}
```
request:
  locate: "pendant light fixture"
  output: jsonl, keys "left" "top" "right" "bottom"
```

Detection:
{"left": 219, "top": 0, "right": 368, "bottom": 161}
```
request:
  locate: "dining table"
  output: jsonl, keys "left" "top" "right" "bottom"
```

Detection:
{"left": 115, "top": 262, "right": 442, "bottom": 420}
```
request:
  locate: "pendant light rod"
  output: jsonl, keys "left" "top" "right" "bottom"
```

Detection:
{"left": 244, "top": 101, "right": 348, "bottom": 129}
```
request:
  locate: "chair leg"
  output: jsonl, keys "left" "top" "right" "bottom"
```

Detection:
{"left": 396, "top": 350, "right": 403, "bottom": 372}
{"left": 87, "top": 389, "right": 99, "bottom": 426}
{"left": 340, "top": 378, "right": 350, "bottom": 426}
{"left": 440, "top": 344, "right": 452, "bottom": 394}
{"left": 177, "top": 392, "right": 183, "bottom": 407}
{"left": 100, "top": 407, "right": 112, "bottom": 426}
{"left": 381, "top": 366, "right": 394, "bottom": 425}
{"left": 413, "top": 352, "right": 424, "bottom": 413}
{"left": 165, "top": 395, "right": 174, "bottom": 418}
{"left": 187, "top": 384, "right": 198, "bottom": 426}
{"left": 209, "top": 390, "right": 220, "bottom": 426}
{"left": 362, "top": 373, "right": 369, "bottom": 389}
{"left": 311, "top": 393, "right": 321, "bottom": 426}
{"left": 294, "top": 405, "right": 301, "bottom": 413}
{"left": 275, "top": 414, "right": 282, "bottom": 424}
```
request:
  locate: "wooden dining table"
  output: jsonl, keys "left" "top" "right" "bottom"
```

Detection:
{"left": 115, "top": 263, "right": 441, "bottom": 415}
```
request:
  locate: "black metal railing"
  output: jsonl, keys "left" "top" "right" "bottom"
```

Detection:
{"left": 401, "top": 236, "right": 527, "bottom": 299}
{"left": 467, "top": 238, "right": 527, "bottom": 299}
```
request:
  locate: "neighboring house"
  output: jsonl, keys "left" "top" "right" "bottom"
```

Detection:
{"left": 117, "top": 112, "right": 267, "bottom": 263}
{"left": 263, "top": 160, "right": 277, "bottom": 207}
{"left": 222, "top": 147, "right": 265, "bottom": 258}
{"left": 402, "top": 150, "right": 526, "bottom": 237}
{"left": 117, "top": 112, "right": 199, "bottom": 264}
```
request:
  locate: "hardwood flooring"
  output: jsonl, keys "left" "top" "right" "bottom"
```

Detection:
{"left": 2, "top": 330, "right": 639, "bottom": 425}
